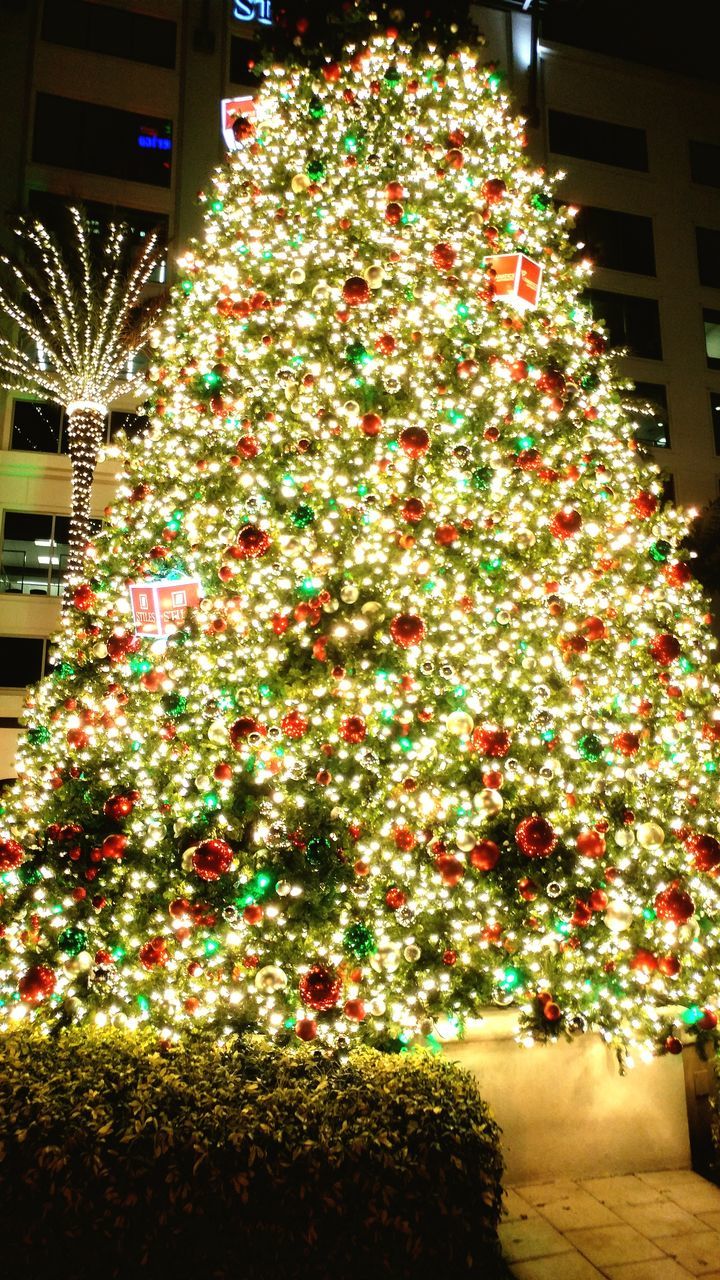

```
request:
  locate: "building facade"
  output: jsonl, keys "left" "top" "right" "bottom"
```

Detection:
{"left": 0, "top": 0, "right": 718, "bottom": 775}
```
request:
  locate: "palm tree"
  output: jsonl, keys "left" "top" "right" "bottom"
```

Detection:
{"left": 0, "top": 207, "right": 163, "bottom": 603}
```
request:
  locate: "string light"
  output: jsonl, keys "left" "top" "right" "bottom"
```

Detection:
{"left": 0, "top": 30, "right": 717, "bottom": 1061}
{"left": 0, "top": 208, "right": 162, "bottom": 600}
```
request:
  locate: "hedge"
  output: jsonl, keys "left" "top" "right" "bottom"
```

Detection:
{"left": 0, "top": 1028, "right": 506, "bottom": 1280}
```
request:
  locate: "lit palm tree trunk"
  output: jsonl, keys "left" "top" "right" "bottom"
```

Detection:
{"left": 64, "top": 401, "right": 106, "bottom": 606}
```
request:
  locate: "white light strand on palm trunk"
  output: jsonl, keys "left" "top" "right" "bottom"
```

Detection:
{"left": 0, "top": 207, "right": 163, "bottom": 595}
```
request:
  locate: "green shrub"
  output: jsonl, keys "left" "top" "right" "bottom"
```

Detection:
{"left": 0, "top": 1028, "right": 505, "bottom": 1279}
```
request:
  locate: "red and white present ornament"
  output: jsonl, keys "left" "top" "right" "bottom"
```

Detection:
{"left": 221, "top": 95, "right": 255, "bottom": 151}
{"left": 485, "top": 253, "right": 542, "bottom": 310}
{"left": 130, "top": 577, "right": 203, "bottom": 638}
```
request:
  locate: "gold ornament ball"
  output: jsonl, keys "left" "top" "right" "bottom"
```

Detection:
{"left": 276, "top": 880, "right": 292, "bottom": 897}
{"left": 366, "top": 265, "right": 384, "bottom": 289}
{"left": 636, "top": 822, "right": 665, "bottom": 849}
{"left": 516, "top": 530, "right": 536, "bottom": 549}
{"left": 474, "top": 788, "right": 504, "bottom": 816}
{"left": 446, "top": 710, "right": 474, "bottom": 736}
{"left": 404, "top": 944, "right": 421, "bottom": 962}
{"left": 291, "top": 173, "right": 310, "bottom": 193}
{"left": 455, "top": 829, "right": 476, "bottom": 852}
{"left": 254, "top": 964, "right": 288, "bottom": 994}
{"left": 605, "top": 898, "right": 634, "bottom": 933}
{"left": 207, "top": 720, "right": 228, "bottom": 745}
{"left": 289, "top": 267, "right": 305, "bottom": 285}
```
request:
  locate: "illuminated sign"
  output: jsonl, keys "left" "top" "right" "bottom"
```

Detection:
{"left": 138, "top": 129, "right": 172, "bottom": 151}
{"left": 232, "top": 0, "right": 272, "bottom": 24}
{"left": 221, "top": 96, "right": 255, "bottom": 151}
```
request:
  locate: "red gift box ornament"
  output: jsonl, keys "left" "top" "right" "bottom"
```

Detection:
{"left": 130, "top": 576, "right": 203, "bottom": 638}
{"left": 485, "top": 252, "right": 542, "bottom": 311}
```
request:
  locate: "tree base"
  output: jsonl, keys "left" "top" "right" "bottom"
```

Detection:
{"left": 447, "top": 1011, "right": 691, "bottom": 1185}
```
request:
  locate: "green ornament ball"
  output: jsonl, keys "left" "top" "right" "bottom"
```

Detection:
{"left": 308, "top": 95, "right": 325, "bottom": 119}
{"left": 292, "top": 504, "right": 315, "bottom": 529}
{"left": 471, "top": 466, "right": 493, "bottom": 491}
{"left": 649, "top": 540, "right": 671, "bottom": 563}
{"left": 27, "top": 726, "right": 50, "bottom": 746}
{"left": 306, "top": 158, "right": 325, "bottom": 181}
{"left": 578, "top": 733, "right": 603, "bottom": 762}
{"left": 19, "top": 864, "right": 42, "bottom": 887}
{"left": 344, "top": 922, "right": 376, "bottom": 959}
{"left": 58, "top": 925, "right": 88, "bottom": 957}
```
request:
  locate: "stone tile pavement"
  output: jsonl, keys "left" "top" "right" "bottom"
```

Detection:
{"left": 500, "top": 1170, "right": 720, "bottom": 1278}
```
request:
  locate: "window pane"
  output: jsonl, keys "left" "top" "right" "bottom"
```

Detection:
{"left": 703, "top": 308, "right": 720, "bottom": 369}
{"left": 27, "top": 191, "right": 168, "bottom": 283}
{"left": 11, "top": 400, "right": 62, "bottom": 453}
{"left": 548, "top": 109, "right": 648, "bottom": 171}
{"left": 573, "top": 205, "right": 655, "bottom": 275}
{"left": 711, "top": 392, "right": 720, "bottom": 454}
{"left": 696, "top": 227, "right": 720, "bottom": 288}
{"left": 2, "top": 512, "right": 64, "bottom": 596}
{"left": 628, "top": 381, "right": 670, "bottom": 448}
{"left": 586, "top": 289, "right": 662, "bottom": 360}
{"left": 690, "top": 139, "right": 720, "bottom": 188}
{"left": 41, "top": 0, "right": 176, "bottom": 69}
{"left": 33, "top": 93, "right": 173, "bottom": 188}
{"left": 229, "top": 35, "right": 262, "bottom": 86}
{"left": 0, "top": 638, "right": 45, "bottom": 688}
{"left": 109, "top": 411, "right": 149, "bottom": 441}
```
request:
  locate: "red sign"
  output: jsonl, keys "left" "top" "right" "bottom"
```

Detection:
{"left": 485, "top": 253, "right": 542, "bottom": 310}
{"left": 221, "top": 96, "right": 255, "bottom": 151}
{"left": 130, "top": 577, "right": 202, "bottom": 638}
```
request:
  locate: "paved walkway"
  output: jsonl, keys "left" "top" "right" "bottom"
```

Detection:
{"left": 500, "top": 1169, "right": 720, "bottom": 1278}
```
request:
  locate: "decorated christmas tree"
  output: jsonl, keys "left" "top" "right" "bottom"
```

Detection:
{"left": 1, "top": 5, "right": 719, "bottom": 1060}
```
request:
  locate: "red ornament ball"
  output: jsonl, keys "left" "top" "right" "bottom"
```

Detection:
{"left": 192, "top": 839, "right": 233, "bottom": 881}
{"left": 550, "top": 509, "right": 582, "bottom": 540}
{"left": 436, "top": 854, "right": 464, "bottom": 886}
{"left": 442, "top": 949, "right": 457, "bottom": 966}
{"left": 613, "top": 732, "right": 640, "bottom": 757}
{"left": 230, "top": 716, "right": 263, "bottom": 748}
{"left": 73, "top": 584, "right": 96, "bottom": 612}
{"left": 399, "top": 425, "right": 430, "bottom": 457}
{"left": 516, "top": 816, "right": 557, "bottom": 858}
{"left": 18, "top": 964, "right": 55, "bottom": 1003}
{"left": 697, "top": 1008, "right": 718, "bottom": 1031}
{"left": 632, "top": 491, "right": 658, "bottom": 519}
{"left": 432, "top": 242, "right": 457, "bottom": 271}
{"left": 322, "top": 61, "right": 341, "bottom": 83}
{"left": 649, "top": 633, "right": 680, "bottom": 666}
{"left": 435, "top": 524, "right": 458, "bottom": 546}
{"left": 665, "top": 1036, "right": 683, "bottom": 1055}
{"left": 472, "top": 726, "right": 511, "bottom": 757}
{"left": 340, "top": 715, "right": 367, "bottom": 743}
{"left": 390, "top": 613, "right": 425, "bottom": 647}
{"left": 296, "top": 1018, "right": 318, "bottom": 1041}
{"left": 402, "top": 497, "right": 425, "bottom": 523}
{"left": 299, "top": 963, "right": 342, "bottom": 1011}
{"left": 385, "top": 886, "right": 406, "bottom": 910}
{"left": 658, "top": 954, "right": 681, "bottom": 977}
{"left": 236, "top": 525, "right": 270, "bottom": 558}
{"left": 665, "top": 562, "right": 692, "bottom": 588}
{"left": 243, "top": 904, "right": 263, "bottom": 925}
{"left": 385, "top": 201, "right": 404, "bottom": 225}
{"left": 470, "top": 840, "right": 500, "bottom": 871}
{"left": 576, "top": 831, "right": 606, "bottom": 859}
{"left": 583, "top": 616, "right": 608, "bottom": 642}
{"left": 543, "top": 1001, "right": 561, "bottom": 1022}
{"left": 281, "top": 710, "right": 309, "bottom": 739}
{"left": 139, "top": 937, "right": 169, "bottom": 970}
{"left": 342, "top": 276, "right": 371, "bottom": 306}
{"left": 482, "top": 178, "right": 506, "bottom": 204}
{"left": 685, "top": 832, "right": 720, "bottom": 873}
{"left": 537, "top": 369, "right": 566, "bottom": 397}
{"left": 344, "top": 999, "right": 366, "bottom": 1021}
{"left": 0, "top": 838, "right": 24, "bottom": 871}
{"left": 103, "top": 794, "right": 134, "bottom": 821}
{"left": 361, "top": 412, "right": 382, "bottom": 436}
{"left": 655, "top": 881, "right": 695, "bottom": 924}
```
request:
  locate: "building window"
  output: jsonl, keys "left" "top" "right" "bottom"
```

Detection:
{"left": 585, "top": 289, "right": 662, "bottom": 360}
{"left": 27, "top": 190, "right": 168, "bottom": 283}
{"left": 548, "top": 109, "right": 648, "bottom": 171}
{"left": 573, "top": 205, "right": 655, "bottom": 276}
{"left": 1, "top": 513, "right": 71, "bottom": 596}
{"left": 41, "top": 0, "right": 176, "bottom": 69}
{"left": 710, "top": 392, "right": 720, "bottom": 454}
{"left": 703, "top": 308, "right": 720, "bottom": 369}
{"left": 11, "top": 401, "right": 149, "bottom": 454}
{"left": 0, "top": 637, "right": 48, "bottom": 688}
{"left": 33, "top": 93, "right": 172, "bottom": 188}
{"left": 690, "top": 139, "right": 720, "bottom": 188}
{"left": 11, "top": 400, "right": 63, "bottom": 453}
{"left": 696, "top": 227, "right": 720, "bottom": 288}
{"left": 628, "top": 382, "right": 670, "bottom": 448}
{"left": 229, "top": 35, "right": 262, "bottom": 86}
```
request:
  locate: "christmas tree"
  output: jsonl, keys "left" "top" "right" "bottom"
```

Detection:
{"left": 1, "top": 11, "right": 719, "bottom": 1060}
